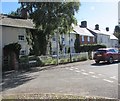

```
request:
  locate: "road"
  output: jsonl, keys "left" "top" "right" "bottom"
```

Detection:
{"left": 2, "top": 60, "right": 119, "bottom": 99}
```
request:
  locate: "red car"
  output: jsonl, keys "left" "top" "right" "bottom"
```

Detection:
{"left": 93, "top": 48, "right": 120, "bottom": 64}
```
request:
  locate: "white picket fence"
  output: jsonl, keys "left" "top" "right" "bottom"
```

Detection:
{"left": 39, "top": 52, "right": 95, "bottom": 60}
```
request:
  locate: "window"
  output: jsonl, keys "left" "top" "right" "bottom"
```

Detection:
{"left": 20, "top": 50, "right": 26, "bottom": 55}
{"left": 88, "top": 36, "right": 90, "bottom": 42}
{"left": 53, "top": 37, "right": 56, "bottom": 41}
{"left": 82, "top": 36, "right": 84, "bottom": 42}
{"left": 18, "top": 35, "right": 24, "bottom": 41}
{"left": 109, "top": 49, "right": 116, "bottom": 53}
{"left": 62, "top": 37, "right": 64, "bottom": 42}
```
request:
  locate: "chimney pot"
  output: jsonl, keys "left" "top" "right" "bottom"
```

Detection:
{"left": 95, "top": 24, "right": 99, "bottom": 30}
{"left": 80, "top": 21, "right": 87, "bottom": 28}
{"left": 106, "top": 27, "right": 109, "bottom": 31}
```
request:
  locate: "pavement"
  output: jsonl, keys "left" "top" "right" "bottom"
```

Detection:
{"left": 1, "top": 60, "right": 119, "bottom": 99}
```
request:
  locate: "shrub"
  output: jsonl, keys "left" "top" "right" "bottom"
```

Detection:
{"left": 80, "top": 56, "right": 87, "bottom": 61}
{"left": 79, "top": 44, "right": 106, "bottom": 52}
{"left": 19, "top": 55, "right": 43, "bottom": 69}
{"left": 59, "top": 59, "right": 65, "bottom": 64}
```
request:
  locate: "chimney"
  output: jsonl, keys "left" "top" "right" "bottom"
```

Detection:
{"left": 80, "top": 21, "right": 87, "bottom": 28}
{"left": 106, "top": 27, "right": 109, "bottom": 31}
{"left": 21, "top": 8, "right": 29, "bottom": 19}
{"left": 95, "top": 24, "right": 99, "bottom": 30}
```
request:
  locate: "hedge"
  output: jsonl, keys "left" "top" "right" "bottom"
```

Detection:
{"left": 79, "top": 44, "right": 106, "bottom": 52}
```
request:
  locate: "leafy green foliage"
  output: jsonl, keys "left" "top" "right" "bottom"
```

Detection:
{"left": 9, "top": 8, "right": 22, "bottom": 17}
{"left": 3, "top": 43, "right": 21, "bottom": 59}
{"left": 19, "top": 2, "right": 80, "bottom": 55}
{"left": 74, "top": 34, "right": 80, "bottom": 53}
{"left": 79, "top": 44, "right": 106, "bottom": 52}
{"left": 114, "top": 25, "right": 120, "bottom": 44}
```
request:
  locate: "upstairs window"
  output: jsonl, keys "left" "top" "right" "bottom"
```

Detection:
{"left": 18, "top": 35, "right": 24, "bottom": 41}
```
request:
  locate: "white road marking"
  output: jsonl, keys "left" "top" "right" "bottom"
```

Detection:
{"left": 92, "top": 75, "right": 99, "bottom": 78}
{"left": 103, "top": 79, "right": 114, "bottom": 83}
{"left": 110, "top": 76, "right": 117, "bottom": 80}
{"left": 75, "top": 70, "right": 80, "bottom": 73}
{"left": 82, "top": 72, "right": 89, "bottom": 75}
{"left": 81, "top": 69, "right": 85, "bottom": 72}
{"left": 69, "top": 69, "right": 74, "bottom": 71}
{"left": 98, "top": 74, "right": 102, "bottom": 76}
{"left": 89, "top": 72, "right": 95, "bottom": 74}
{"left": 75, "top": 68, "right": 78, "bottom": 70}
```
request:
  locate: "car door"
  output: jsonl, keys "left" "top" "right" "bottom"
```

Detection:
{"left": 112, "top": 49, "right": 119, "bottom": 60}
{"left": 109, "top": 49, "right": 117, "bottom": 60}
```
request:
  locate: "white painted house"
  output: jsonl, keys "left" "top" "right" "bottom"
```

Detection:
{"left": 0, "top": 14, "right": 34, "bottom": 56}
{"left": 110, "top": 33, "right": 118, "bottom": 48}
{"left": 88, "top": 25, "right": 111, "bottom": 48}
{"left": 88, "top": 25, "right": 118, "bottom": 48}
{"left": 51, "top": 32, "right": 76, "bottom": 55}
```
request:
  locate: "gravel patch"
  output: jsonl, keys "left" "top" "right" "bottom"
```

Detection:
{"left": 2, "top": 93, "right": 117, "bottom": 100}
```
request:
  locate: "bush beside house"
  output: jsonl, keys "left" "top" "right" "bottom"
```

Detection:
{"left": 3, "top": 43, "right": 21, "bottom": 71}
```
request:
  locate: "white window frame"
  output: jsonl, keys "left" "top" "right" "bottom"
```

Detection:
{"left": 18, "top": 35, "right": 24, "bottom": 41}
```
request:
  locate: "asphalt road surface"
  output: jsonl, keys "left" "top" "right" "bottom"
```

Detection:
{"left": 2, "top": 60, "right": 119, "bottom": 99}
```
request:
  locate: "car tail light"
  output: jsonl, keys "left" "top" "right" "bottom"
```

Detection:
{"left": 103, "top": 53, "right": 108, "bottom": 57}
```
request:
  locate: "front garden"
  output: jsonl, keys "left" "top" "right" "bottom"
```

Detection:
{"left": 2, "top": 43, "right": 106, "bottom": 71}
{"left": 18, "top": 52, "right": 88, "bottom": 70}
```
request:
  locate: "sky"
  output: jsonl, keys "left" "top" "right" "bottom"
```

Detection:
{"left": 1, "top": 0, "right": 119, "bottom": 32}
{"left": 75, "top": 1, "right": 118, "bottom": 32}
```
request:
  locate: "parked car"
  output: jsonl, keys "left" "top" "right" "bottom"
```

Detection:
{"left": 93, "top": 48, "right": 120, "bottom": 64}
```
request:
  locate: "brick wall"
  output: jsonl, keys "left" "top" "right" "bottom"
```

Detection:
{"left": 79, "top": 36, "right": 95, "bottom": 45}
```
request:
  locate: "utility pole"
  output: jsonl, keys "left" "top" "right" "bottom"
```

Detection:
{"left": 56, "top": 31, "right": 59, "bottom": 65}
{"left": 69, "top": 32, "right": 72, "bottom": 62}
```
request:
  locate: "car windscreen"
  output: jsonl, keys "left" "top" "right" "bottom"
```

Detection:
{"left": 96, "top": 50, "right": 107, "bottom": 54}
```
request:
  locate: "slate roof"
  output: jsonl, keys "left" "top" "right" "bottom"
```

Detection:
{"left": 0, "top": 14, "right": 34, "bottom": 29}
{"left": 73, "top": 26, "right": 94, "bottom": 37}
{"left": 87, "top": 28, "right": 110, "bottom": 36}
{"left": 88, "top": 27, "right": 118, "bottom": 40}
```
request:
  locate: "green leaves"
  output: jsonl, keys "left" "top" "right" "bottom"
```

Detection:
{"left": 114, "top": 25, "right": 120, "bottom": 44}
{"left": 19, "top": 2, "right": 80, "bottom": 55}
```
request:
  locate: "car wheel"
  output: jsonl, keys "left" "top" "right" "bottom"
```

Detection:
{"left": 108, "top": 57, "right": 113, "bottom": 64}
{"left": 95, "top": 60, "right": 100, "bottom": 64}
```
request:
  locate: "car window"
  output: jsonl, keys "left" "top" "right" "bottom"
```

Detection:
{"left": 108, "top": 49, "right": 119, "bottom": 53}
{"left": 108, "top": 49, "right": 116, "bottom": 53}
{"left": 114, "top": 49, "right": 119, "bottom": 53}
{"left": 96, "top": 50, "right": 106, "bottom": 54}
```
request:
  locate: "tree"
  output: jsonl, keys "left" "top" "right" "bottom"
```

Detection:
{"left": 19, "top": 2, "right": 80, "bottom": 55}
{"left": 74, "top": 34, "right": 80, "bottom": 53}
{"left": 114, "top": 25, "right": 120, "bottom": 44}
{"left": 9, "top": 8, "right": 21, "bottom": 17}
